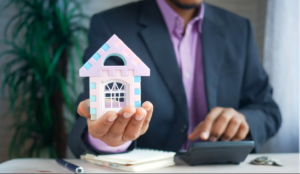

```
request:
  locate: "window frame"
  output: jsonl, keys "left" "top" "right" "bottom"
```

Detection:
{"left": 101, "top": 80, "right": 128, "bottom": 112}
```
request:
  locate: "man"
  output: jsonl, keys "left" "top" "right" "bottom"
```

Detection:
{"left": 68, "top": 0, "right": 281, "bottom": 158}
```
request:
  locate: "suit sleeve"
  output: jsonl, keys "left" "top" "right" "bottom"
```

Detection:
{"left": 238, "top": 20, "right": 282, "bottom": 152}
{"left": 68, "top": 14, "right": 135, "bottom": 158}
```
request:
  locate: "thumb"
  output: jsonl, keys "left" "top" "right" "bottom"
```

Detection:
{"left": 77, "top": 99, "right": 90, "bottom": 118}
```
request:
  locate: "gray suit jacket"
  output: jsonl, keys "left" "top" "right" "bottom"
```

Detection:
{"left": 68, "top": 0, "right": 281, "bottom": 158}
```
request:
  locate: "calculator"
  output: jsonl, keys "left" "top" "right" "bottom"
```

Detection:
{"left": 176, "top": 141, "right": 255, "bottom": 165}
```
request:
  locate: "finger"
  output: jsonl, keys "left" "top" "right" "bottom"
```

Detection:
{"left": 140, "top": 101, "right": 154, "bottom": 135}
{"left": 87, "top": 111, "right": 118, "bottom": 138}
{"left": 210, "top": 108, "right": 236, "bottom": 141}
{"left": 105, "top": 105, "right": 136, "bottom": 140}
{"left": 221, "top": 116, "right": 241, "bottom": 141}
{"left": 232, "top": 122, "right": 249, "bottom": 141}
{"left": 188, "top": 122, "right": 204, "bottom": 140}
{"left": 188, "top": 107, "right": 223, "bottom": 140}
{"left": 77, "top": 99, "right": 90, "bottom": 118}
{"left": 122, "top": 107, "right": 147, "bottom": 141}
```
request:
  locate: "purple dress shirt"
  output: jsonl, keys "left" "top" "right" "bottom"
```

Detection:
{"left": 87, "top": 0, "right": 208, "bottom": 152}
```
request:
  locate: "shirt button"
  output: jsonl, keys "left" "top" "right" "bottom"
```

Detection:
{"left": 181, "top": 124, "right": 187, "bottom": 133}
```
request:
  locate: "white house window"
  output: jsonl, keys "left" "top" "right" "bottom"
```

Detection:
{"left": 103, "top": 81, "right": 127, "bottom": 109}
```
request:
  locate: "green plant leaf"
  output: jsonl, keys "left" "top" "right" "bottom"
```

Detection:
{"left": 1, "top": 0, "right": 89, "bottom": 159}
{"left": 45, "top": 45, "right": 66, "bottom": 80}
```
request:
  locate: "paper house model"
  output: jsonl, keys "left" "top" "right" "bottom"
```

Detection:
{"left": 79, "top": 34, "right": 150, "bottom": 120}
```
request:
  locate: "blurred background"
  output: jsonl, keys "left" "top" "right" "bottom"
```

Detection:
{"left": 0, "top": 0, "right": 298, "bottom": 163}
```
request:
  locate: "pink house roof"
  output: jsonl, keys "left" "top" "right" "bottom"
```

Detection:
{"left": 79, "top": 34, "right": 150, "bottom": 77}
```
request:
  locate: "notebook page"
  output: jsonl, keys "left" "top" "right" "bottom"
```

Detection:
{"left": 92, "top": 149, "right": 176, "bottom": 165}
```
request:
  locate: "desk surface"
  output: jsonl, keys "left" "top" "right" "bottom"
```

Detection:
{"left": 0, "top": 153, "right": 298, "bottom": 173}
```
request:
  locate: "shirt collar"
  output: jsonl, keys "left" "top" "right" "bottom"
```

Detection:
{"left": 156, "top": 0, "right": 205, "bottom": 35}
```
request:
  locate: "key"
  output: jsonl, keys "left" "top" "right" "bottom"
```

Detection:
{"left": 250, "top": 157, "right": 285, "bottom": 167}
{"left": 271, "top": 159, "right": 286, "bottom": 167}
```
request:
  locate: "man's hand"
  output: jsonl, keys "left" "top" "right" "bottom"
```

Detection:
{"left": 78, "top": 99, "right": 153, "bottom": 147}
{"left": 188, "top": 107, "right": 249, "bottom": 142}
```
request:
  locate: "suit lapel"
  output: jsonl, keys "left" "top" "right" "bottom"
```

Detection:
{"left": 202, "top": 3, "right": 226, "bottom": 110}
{"left": 138, "top": 0, "right": 189, "bottom": 121}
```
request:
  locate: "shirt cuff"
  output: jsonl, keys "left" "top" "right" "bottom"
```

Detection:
{"left": 86, "top": 133, "right": 132, "bottom": 153}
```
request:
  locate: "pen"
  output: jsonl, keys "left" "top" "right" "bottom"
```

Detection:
{"left": 56, "top": 158, "right": 84, "bottom": 173}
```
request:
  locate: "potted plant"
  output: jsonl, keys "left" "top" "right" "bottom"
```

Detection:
{"left": 0, "top": 0, "right": 88, "bottom": 158}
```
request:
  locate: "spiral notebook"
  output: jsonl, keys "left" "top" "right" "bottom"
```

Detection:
{"left": 80, "top": 149, "right": 176, "bottom": 172}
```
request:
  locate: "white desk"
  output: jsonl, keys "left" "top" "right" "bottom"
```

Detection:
{"left": 0, "top": 153, "right": 298, "bottom": 173}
